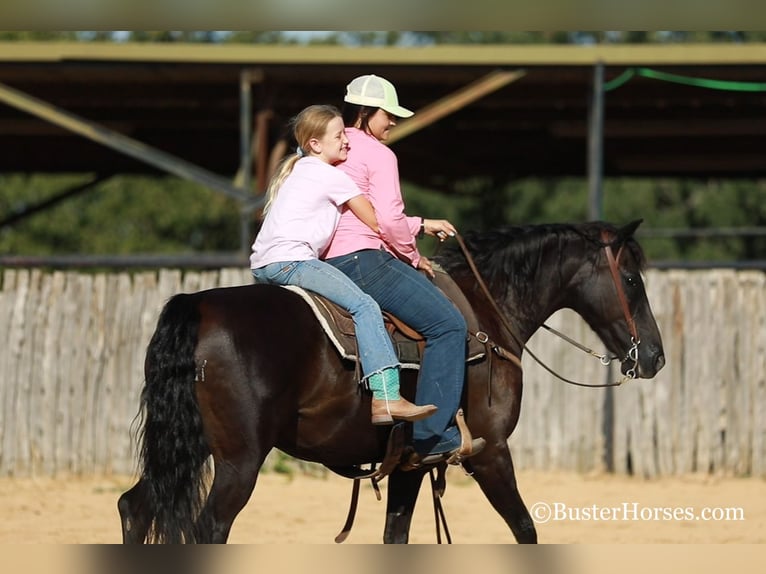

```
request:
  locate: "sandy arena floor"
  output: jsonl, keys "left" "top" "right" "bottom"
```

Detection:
{"left": 0, "top": 468, "right": 763, "bottom": 544}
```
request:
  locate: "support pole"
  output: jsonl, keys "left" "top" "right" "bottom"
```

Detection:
{"left": 588, "top": 61, "right": 613, "bottom": 471}
{"left": 254, "top": 110, "right": 274, "bottom": 195}
{"left": 588, "top": 61, "right": 605, "bottom": 221}
{"left": 239, "top": 69, "right": 254, "bottom": 255}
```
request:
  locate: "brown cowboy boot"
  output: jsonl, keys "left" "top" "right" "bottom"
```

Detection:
{"left": 371, "top": 397, "right": 438, "bottom": 425}
{"left": 368, "top": 368, "right": 437, "bottom": 425}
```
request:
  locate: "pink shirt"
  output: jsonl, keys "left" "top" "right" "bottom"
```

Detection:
{"left": 250, "top": 157, "right": 361, "bottom": 268}
{"left": 323, "top": 128, "right": 422, "bottom": 267}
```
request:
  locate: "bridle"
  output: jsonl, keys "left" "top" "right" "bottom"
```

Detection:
{"left": 454, "top": 230, "right": 641, "bottom": 388}
{"left": 600, "top": 229, "right": 641, "bottom": 377}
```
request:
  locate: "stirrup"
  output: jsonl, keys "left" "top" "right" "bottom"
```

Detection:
{"left": 445, "top": 408, "right": 473, "bottom": 464}
{"left": 399, "top": 409, "right": 479, "bottom": 470}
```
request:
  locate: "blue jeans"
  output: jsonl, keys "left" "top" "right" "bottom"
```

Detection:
{"left": 252, "top": 260, "right": 399, "bottom": 379}
{"left": 326, "top": 249, "right": 468, "bottom": 455}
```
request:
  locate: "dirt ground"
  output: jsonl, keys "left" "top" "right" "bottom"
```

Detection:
{"left": 0, "top": 468, "right": 764, "bottom": 544}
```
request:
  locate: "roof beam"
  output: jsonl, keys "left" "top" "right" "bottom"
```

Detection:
{"left": 4, "top": 42, "right": 766, "bottom": 67}
{"left": 0, "top": 81, "right": 257, "bottom": 207}
{"left": 388, "top": 69, "right": 527, "bottom": 144}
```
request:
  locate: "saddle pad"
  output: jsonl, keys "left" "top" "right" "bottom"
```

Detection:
{"left": 281, "top": 269, "right": 486, "bottom": 371}
{"left": 282, "top": 285, "right": 421, "bottom": 370}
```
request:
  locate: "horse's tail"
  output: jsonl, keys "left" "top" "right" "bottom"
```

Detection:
{"left": 137, "top": 293, "right": 211, "bottom": 543}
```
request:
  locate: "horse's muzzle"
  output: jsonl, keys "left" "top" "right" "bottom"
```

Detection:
{"left": 624, "top": 343, "right": 665, "bottom": 379}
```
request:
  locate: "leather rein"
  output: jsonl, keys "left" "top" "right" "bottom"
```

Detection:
{"left": 454, "top": 230, "right": 640, "bottom": 388}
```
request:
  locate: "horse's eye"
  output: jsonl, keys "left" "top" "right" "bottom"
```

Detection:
{"left": 625, "top": 274, "right": 639, "bottom": 287}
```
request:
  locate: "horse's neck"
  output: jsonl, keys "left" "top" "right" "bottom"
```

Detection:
{"left": 450, "top": 275, "right": 527, "bottom": 351}
{"left": 456, "top": 252, "right": 570, "bottom": 346}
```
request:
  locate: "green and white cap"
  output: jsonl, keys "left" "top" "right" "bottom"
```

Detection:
{"left": 344, "top": 74, "right": 414, "bottom": 118}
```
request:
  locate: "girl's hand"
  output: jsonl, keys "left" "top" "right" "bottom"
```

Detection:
{"left": 346, "top": 195, "right": 380, "bottom": 234}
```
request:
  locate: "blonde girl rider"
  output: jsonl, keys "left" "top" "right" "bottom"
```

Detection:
{"left": 250, "top": 104, "right": 437, "bottom": 425}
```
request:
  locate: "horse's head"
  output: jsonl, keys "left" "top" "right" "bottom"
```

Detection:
{"left": 437, "top": 220, "right": 665, "bottom": 380}
{"left": 566, "top": 219, "right": 665, "bottom": 379}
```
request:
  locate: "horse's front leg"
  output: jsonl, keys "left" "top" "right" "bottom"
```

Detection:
{"left": 383, "top": 467, "right": 428, "bottom": 543}
{"left": 468, "top": 442, "right": 537, "bottom": 543}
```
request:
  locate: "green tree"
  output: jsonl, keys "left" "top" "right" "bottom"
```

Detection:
{"left": 0, "top": 174, "right": 241, "bottom": 256}
{"left": 404, "top": 175, "right": 766, "bottom": 264}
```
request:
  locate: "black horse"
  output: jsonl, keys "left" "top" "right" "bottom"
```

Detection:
{"left": 118, "top": 220, "right": 665, "bottom": 543}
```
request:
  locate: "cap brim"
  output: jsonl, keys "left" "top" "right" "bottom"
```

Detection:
{"left": 381, "top": 105, "right": 414, "bottom": 118}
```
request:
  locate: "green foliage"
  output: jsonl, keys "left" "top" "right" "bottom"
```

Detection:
{"left": 3, "top": 173, "right": 765, "bottom": 264}
{"left": 0, "top": 174, "right": 241, "bottom": 255}
{"left": 0, "top": 31, "right": 80, "bottom": 41}
{"left": 406, "top": 176, "right": 766, "bottom": 263}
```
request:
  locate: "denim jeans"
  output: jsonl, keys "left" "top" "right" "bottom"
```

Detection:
{"left": 252, "top": 259, "right": 399, "bottom": 379}
{"left": 326, "top": 249, "right": 468, "bottom": 455}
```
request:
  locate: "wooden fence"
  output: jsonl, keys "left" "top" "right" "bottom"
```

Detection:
{"left": 1, "top": 268, "right": 764, "bottom": 478}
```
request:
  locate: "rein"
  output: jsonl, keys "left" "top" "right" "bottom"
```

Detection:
{"left": 453, "top": 231, "right": 640, "bottom": 388}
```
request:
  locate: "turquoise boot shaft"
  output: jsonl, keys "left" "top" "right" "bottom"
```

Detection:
{"left": 366, "top": 367, "right": 401, "bottom": 401}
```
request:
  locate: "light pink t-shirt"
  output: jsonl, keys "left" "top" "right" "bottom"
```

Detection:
{"left": 250, "top": 156, "right": 362, "bottom": 269}
{"left": 323, "top": 128, "right": 422, "bottom": 267}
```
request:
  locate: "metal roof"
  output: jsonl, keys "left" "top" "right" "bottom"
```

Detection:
{"left": 2, "top": 41, "right": 766, "bottom": 194}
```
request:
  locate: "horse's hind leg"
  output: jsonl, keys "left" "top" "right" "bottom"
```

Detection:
{"left": 469, "top": 445, "right": 537, "bottom": 543}
{"left": 194, "top": 454, "right": 264, "bottom": 543}
{"left": 118, "top": 479, "right": 152, "bottom": 544}
{"left": 383, "top": 468, "right": 428, "bottom": 543}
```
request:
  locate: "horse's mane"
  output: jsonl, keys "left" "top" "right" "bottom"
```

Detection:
{"left": 434, "top": 221, "right": 646, "bottom": 301}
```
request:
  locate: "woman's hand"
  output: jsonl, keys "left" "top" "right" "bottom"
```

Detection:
{"left": 417, "top": 255, "right": 435, "bottom": 278}
{"left": 423, "top": 219, "right": 457, "bottom": 242}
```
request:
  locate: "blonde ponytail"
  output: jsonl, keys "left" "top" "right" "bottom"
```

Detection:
{"left": 263, "top": 153, "right": 301, "bottom": 213}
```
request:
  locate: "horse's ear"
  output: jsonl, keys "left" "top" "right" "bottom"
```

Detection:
{"left": 618, "top": 219, "right": 643, "bottom": 239}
